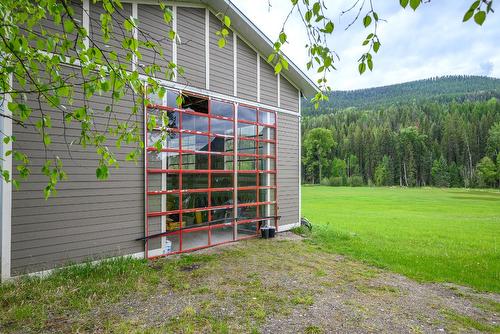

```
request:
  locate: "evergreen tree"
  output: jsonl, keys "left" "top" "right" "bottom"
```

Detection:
{"left": 431, "top": 156, "right": 450, "bottom": 187}
{"left": 374, "top": 155, "right": 391, "bottom": 186}
{"left": 448, "top": 162, "right": 463, "bottom": 188}
{"left": 301, "top": 98, "right": 500, "bottom": 188}
{"left": 346, "top": 154, "right": 360, "bottom": 177}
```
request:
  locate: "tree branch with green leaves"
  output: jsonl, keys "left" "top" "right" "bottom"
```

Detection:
{"left": 0, "top": 0, "right": 495, "bottom": 198}
{"left": 267, "top": 0, "right": 494, "bottom": 109}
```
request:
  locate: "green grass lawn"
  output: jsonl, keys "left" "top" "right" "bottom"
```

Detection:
{"left": 301, "top": 186, "right": 500, "bottom": 292}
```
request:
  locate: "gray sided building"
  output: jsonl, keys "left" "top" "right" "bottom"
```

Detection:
{"left": 0, "top": 0, "right": 318, "bottom": 280}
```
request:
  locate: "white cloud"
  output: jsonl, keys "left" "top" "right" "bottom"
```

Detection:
{"left": 231, "top": 0, "right": 500, "bottom": 90}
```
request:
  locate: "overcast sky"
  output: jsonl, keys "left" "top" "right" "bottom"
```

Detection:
{"left": 231, "top": 0, "right": 500, "bottom": 91}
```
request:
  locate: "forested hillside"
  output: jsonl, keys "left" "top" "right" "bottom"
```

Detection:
{"left": 301, "top": 98, "right": 500, "bottom": 188}
{"left": 302, "top": 76, "right": 500, "bottom": 114}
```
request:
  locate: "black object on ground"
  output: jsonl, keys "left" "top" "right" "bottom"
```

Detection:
{"left": 301, "top": 217, "right": 313, "bottom": 231}
{"left": 261, "top": 226, "right": 276, "bottom": 239}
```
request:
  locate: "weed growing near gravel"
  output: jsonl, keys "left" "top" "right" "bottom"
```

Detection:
{"left": 304, "top": 325, "right": 324, "bottom": 334}
{"left": 442, "top": 309, "right": 500, "bottom": 333}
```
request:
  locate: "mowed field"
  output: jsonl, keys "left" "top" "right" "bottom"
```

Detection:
{"left": 301, "top": 186, "right": 500, "bottom": 292}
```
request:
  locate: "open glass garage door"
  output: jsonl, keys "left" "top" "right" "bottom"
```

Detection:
{"left": 145, "top": 89, "right": 277, "bottom": 258}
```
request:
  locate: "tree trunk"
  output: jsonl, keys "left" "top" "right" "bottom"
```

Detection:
{"left": 403, "top": 161, "right": 409, "bottom": 187}
{"left": 319, "top": 163, "right": 322, "bottom": 183}
{"left": 347, "top": 158, "right": 350, "bottom": 177}
{"left": 399, "top": 163, "right": 403, "bottom": 186}
{"left": 464, "top": 134, "right": 473, "bottom": 182}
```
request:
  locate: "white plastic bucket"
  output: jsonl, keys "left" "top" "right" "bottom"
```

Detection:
{"left": 164, "top": 239, "right": 172, "bottom": 254}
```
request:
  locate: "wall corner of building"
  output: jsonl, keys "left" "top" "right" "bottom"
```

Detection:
{"left": 1, "top": 74, "right": 13, "bottom": 282}
{"left": 298, "top": 90, "right": 302, "bottom": 222}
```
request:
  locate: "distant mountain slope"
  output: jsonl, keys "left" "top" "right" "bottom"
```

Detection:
{"left": 302, "top": 75, "right": 500, "bottom": 115}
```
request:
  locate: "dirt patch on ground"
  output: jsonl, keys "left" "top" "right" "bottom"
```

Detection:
{"left": 73, "top": 232, "right": 498, "bottom": 333}
{"left": 13, "top": 233, "right": 494, "bottom": 334}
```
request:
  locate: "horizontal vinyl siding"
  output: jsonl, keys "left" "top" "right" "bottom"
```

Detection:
{"left": 11, "top": 66, "right": 144, "bottom": 275}
{"left": 137, "top": 4, "right": 173, "bottom": 75}
{"left": 260, "top": 58, "right": 277, "bottom": 106}
{"left": 277, "top": 113, "right": 299, "bottom": 228}
{"left": 280, "top": 75, "right": 299, "bottom": 113}
{"left": 147, "top": 217, "right": 161, "bottom": 251}
{"left": 237, "top": 37, "right": 257, "bottom": 102}
{"left": 177, "top": 7, "right": 206, "bottom": 89}
{"left": 209, "top": 13, "right": 234, "bottom": 96}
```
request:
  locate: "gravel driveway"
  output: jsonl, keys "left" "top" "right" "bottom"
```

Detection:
{"left": 87, "top": 233, "right": 499, "bottom": 333}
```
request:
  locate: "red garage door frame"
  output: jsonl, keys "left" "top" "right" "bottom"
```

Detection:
{"left": 144, "top": 88, "right": 278, "bottom": 259}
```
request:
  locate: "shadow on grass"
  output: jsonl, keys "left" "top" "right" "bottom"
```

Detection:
{"left": 450, "top": 196, "right": 500, "bottom": 201}
{"left": 447, "top": 190, "right": 500, "bottom": 197}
